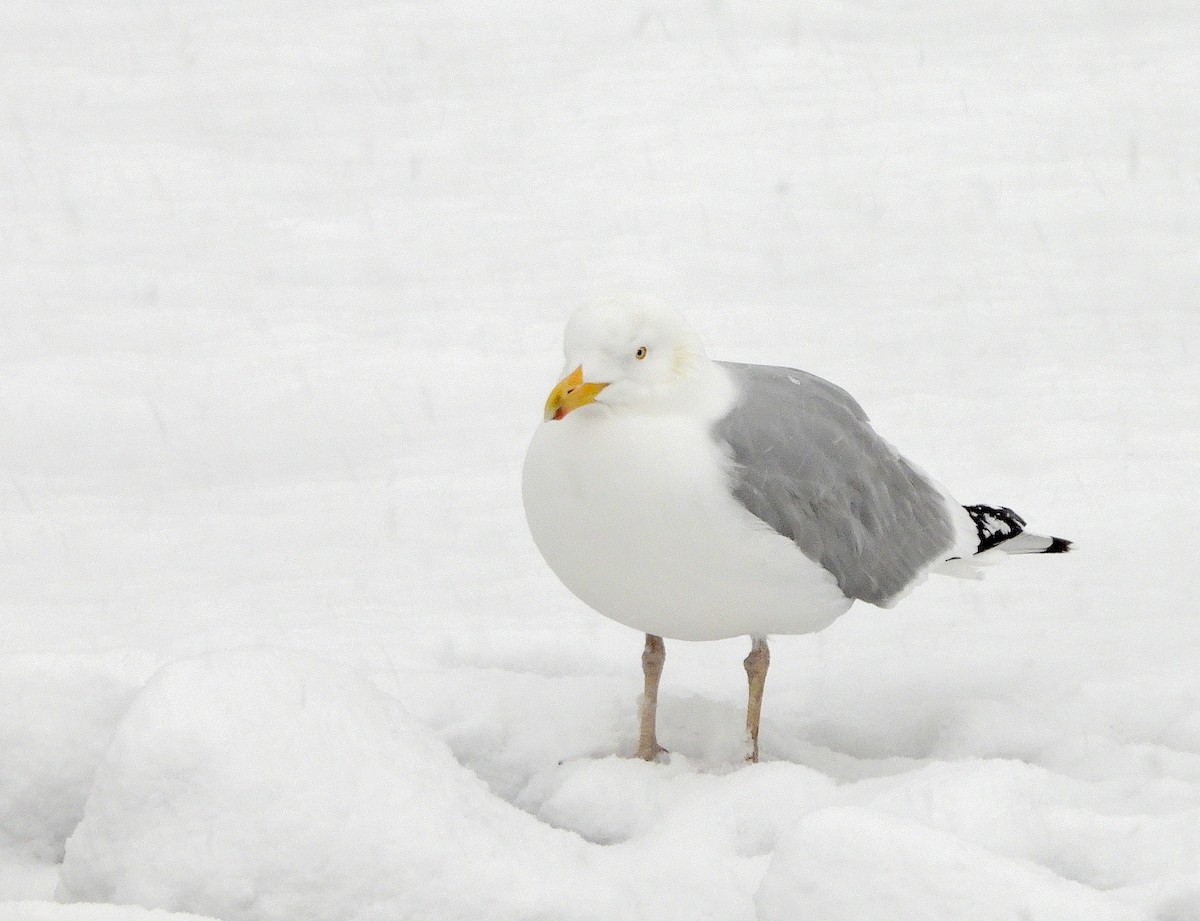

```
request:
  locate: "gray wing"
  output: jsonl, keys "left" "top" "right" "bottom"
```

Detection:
{"left": 713, "top": 361, "right": 955, "bottom": 606}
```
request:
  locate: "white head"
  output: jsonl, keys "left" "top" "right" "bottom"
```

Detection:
{"left": 543, "top": 301, "right": 713, "bottom": 421}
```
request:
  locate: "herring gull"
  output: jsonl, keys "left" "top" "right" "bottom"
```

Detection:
{"left": 522, "top": 302, "right": 1071, "bottom": 763}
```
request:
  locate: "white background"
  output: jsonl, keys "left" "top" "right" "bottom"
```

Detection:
{"left": 1, "top": 2, "right": 1198, "bottom": 919}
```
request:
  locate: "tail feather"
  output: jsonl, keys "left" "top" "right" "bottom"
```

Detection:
{"left": 964, "top": 504, "right": 1073, "bottom": 556}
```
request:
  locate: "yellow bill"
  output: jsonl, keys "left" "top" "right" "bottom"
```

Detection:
{"left": 544, "top": 366, "right": 608, "bottom": 421}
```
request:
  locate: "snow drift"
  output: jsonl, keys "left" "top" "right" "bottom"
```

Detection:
{"left": 57, "top": 649, "right": 614, "bottom": 921}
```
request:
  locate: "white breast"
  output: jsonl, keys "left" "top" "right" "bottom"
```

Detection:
{"left": 521, "top": 407, "right": 853, "bottom": 642}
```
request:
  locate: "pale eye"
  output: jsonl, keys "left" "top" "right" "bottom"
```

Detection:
{"left": 635, "top": 346, "right": 648, "bottom": 360}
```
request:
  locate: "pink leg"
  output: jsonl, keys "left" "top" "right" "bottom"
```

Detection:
{"left": 744, "top": 637, "right": 770, "bottom": 763}
{"left": 637, "top": 634, "right": 668, "bottom": 761}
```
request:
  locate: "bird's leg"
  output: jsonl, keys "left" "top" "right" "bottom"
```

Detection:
{"left": 744, "top": 636, "right": 770, "bottom": 763}
{"left": 637, "top": 634, "right": 668, "bottom": 761}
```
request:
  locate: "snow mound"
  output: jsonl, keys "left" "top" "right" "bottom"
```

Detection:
{"left": 56, "top": 648, "right": 614, "bottom": 921}
{"left": 755, "top": 806, "right": 1142, "bottom": 921}
{"left": 0, "top": 901, "right": 215, "bottom": 921}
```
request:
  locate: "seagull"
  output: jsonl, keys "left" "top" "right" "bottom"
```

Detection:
{"left": 522, "top": 302, "right": 1071, "bottom": 763}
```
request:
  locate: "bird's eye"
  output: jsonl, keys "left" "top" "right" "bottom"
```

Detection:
{"left": 635, "top": 346, "right": 648, "bottom": 360}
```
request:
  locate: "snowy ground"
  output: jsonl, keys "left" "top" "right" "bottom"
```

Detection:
{"left": 2, "top": 1, "right": 1199, "bottom": 919}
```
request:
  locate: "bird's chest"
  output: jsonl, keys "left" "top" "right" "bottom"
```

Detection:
{"left": 525, "top": 412, "right": 734, "bottom": 545}
{"left": 522, "top": 408, "right": 851, "bottom": 641}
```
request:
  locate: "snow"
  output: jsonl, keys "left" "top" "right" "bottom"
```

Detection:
{"left": 2, "top": 0, "right": 1199, "bottom": 919}
{"left": 56, "top": 649, "right": 622, "bottom": 921}
{"left": 0, "top": 904, "right": 215, "bottom": 921}
{"left": 756, "top": 806, "right": 1140, "bottom": 921}
{"left": 0, "top": 664, "right": 134, "bottom": 863}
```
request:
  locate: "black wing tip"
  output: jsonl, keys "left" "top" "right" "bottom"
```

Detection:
{"left": 1045, "top": 537, "right": 1074, "bottom": 553}
{"left": 964, "top": 504, "right": 1027, "bottom": 553}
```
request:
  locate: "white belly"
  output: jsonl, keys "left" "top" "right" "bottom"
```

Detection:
{"left": 521, "top": 409, "right": 853, "bottom": 641}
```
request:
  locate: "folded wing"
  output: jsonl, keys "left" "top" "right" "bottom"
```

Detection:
{"left": 713, "top": 362, "right": 957, "bottom": 606}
